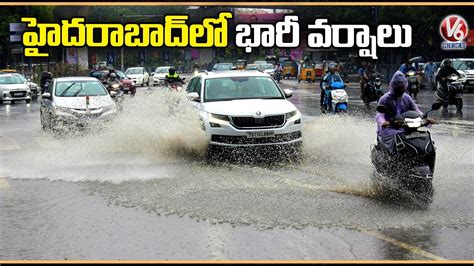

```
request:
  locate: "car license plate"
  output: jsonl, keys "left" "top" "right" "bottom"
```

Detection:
{"left": 411, "top": 85, "right": 417, "bottom": 88}
{"left": 13, "top": 92, "right": 23, "bottom": 96}
{"left": 469, "top": 80, "right": 474, "bottom": 84}
{"left": 246, "top": 131, "right": 275, "bottom": 138}
{"left": 455, "top": 93, "right": 462, "bottom": 98}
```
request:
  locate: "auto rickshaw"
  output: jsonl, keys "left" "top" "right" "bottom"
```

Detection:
{"left": 282, "top": 60, "right": 297, "bottom": 79}
{"left": 314, "top": 63, "right": 324, "bottom": 78}
{"left": 236, "top": 59, "right": 247, "bottom": 70}
{"left": 298, "top": 62, "right": 316, "bottom": 83}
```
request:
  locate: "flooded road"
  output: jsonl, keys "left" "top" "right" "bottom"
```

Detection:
{"left": 0, "top": 79, "right": 473, "bottom": 260}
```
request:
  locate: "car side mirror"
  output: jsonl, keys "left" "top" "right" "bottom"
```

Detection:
{"left": 110, "top": 91, "right": 117, "bottom": 97}
{"left": 186, "top": 92, "right": 200, "bottom": 102}
{"left": 41, "top": 93, "right": 51, "bottom": 100}
{"left": 182, "top": 77, "right": 186, "bottom": 81}
{"left": 27, "top": 78, "right": 31, "bottom": 82}
{"left": 151, "top": 72, "right": 155, "bottom": 75}
{"left": 284, "top": 89, "right": 293, "bottom": 98}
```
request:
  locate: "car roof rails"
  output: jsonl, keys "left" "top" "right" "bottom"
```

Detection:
{"left": 198, "top": 70, "right": 208, "bottom": 75}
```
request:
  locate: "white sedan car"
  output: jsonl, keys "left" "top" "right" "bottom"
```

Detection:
{"left": 125, "top": 67, "right": 150, "bottom": 87}
{"left": 153, "top": 66, "right": 173, "bottom": 86}
{"left": 185, "top": 71, "right": 302, "bottom": 150}
{"left": 40, "top": 77, "right": 117, "bottom": 132}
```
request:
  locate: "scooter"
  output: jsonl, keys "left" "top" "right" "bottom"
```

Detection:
{"left": 41, "top": 78, "right": 52, "bottom": 94}
{"left": 370, "top": 102, "right": 442, "bottom": 206}
{"left": 406, "top": 70, "right": 420, "bottom": 100}
{"left": 435, "top": 74, "right": 463, "bottom": 112}
{"left": 363, "top": 73, "right": 384, "bottom": 108}
{"left": 322, "top": 74, "right": 348, "bottom": 114}
{"left": 166, "top": 79, "right": 185, "bottom": 92}
{"left": 274, "top": 70, "right": 282, "bottom": 83}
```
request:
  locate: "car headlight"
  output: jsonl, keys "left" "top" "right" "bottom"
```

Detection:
{"left": 131, "top": 82, "right": 135, "bottom": 86}
{"left": 208, "top": 113, "right": 230, "bottom": 127}
{"left": 103, "top": 104, "right": 117, "bottom": 113}
{"left": 286, "top": 110, "right": 299, "bottom": 120}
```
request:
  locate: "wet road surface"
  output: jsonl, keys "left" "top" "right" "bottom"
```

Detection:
{"left": 0, "top": 77, "right": 473, "bottom": 260}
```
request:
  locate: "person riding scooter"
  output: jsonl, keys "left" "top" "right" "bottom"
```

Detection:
{"left": 165, "top": 67, "right": 185, "bottom": 85}
{"left": 375, "top": 71, "right": 436, "bottom": 152}
{"left": 320, "top": 63, "right": 339, "bottom": 113}
{"left": 436, "top": 59, "right": 462, "bottom": 112}
{"left": 106, "top": 72, "right": 123, "bottom": 93}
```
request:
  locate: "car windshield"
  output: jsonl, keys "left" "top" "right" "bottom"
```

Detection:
{"left": 115, "top": 71, "right": 127, "bottom": 79}
{"left": 155, "top": 67, "right": 170, "bottom": 74}
{"left": 260, "top": 64, "right": 274, "bottom": 70}
{"left": 204, "top": 76, "right": 284, "bottom": 102}
{"left": 55, "top": 81, "right": 108, "bottom": 97}
{"left": 14, "top": 74, "right": 28, "bottom": 82}
{"left": 246, "top": 64, "right": 258, "bottom": 70}
{"left": 453, "top": 60, "right": 474, "bottom": 70}
{"left": 125, "top": 68, "right": 143, "bottom": 75}
{"left": 0, "top": 75, "right": 24, "bottom": 84}
{"left": 214, "top": 64, "right": 233, "bottom": 70}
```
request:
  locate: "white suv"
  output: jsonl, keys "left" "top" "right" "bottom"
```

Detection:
{"left": 186, "top": 71, "right": 302, "bottom": 149}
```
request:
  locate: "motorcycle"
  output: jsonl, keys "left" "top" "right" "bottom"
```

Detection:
{"left": 274, "top": 70, "right": 282, "bottom": 83}
{"left": 435, "top": 74, "right": 463, "bottom": 112}
{"left": 406, "top": 70, "right": 420, "bottom": 100}
{"left": 362, "top": 73, "right": 384, "bottom": 108}
{"left": 165, "top": 78, "right": 185, "bottom": 92}
{"left": 370, "top": 102, "right": 442, "bottom": 206}
{"left": 322, "top": 74, "right": 348, "bottom": 114}
{"left": 107, "top": 80, "right": 125, "bottom": 109}
{"left": 41, "top": 78, "right": 52, "bottom": 94}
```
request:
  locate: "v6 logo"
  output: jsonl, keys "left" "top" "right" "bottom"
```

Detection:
{"left": 440, "top": 15, "right": 469, "bottom": 42}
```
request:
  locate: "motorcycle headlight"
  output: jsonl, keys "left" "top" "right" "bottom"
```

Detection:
{"left": 208, "top": 113, "right": 230, "bottom": 127}
{"left": 112, "top": 84, "right": 120, "bottom": 89}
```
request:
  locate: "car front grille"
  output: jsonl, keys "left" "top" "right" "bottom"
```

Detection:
{"left": 231, "top": 115, "right": 285, "bottom": 129}
{"left": 211, "top": 131, "right": 301, "bottom": 145}
{"left": 9, "top": 91, "right": 27, "bottom": 98}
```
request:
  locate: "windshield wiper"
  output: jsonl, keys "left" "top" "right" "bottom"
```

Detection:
{"left": 72, "top": 86, "right": 84, "bottom": 97}
{"left": 60, "top": 83, "right": 77, "bottom": 96}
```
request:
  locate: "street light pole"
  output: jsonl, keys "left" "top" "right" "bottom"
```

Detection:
{"left": 120, "top": 14, "right": 124, "bottom": 71}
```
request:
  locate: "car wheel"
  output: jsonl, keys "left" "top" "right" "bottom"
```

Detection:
{"left": 0, "top": 99, "right": 3, "bottom": 104}
{"left": 26, "top": 99, "right": 31, "bottom": 104}
{"left": 11, "top": 100, "right": 15, "bottom": 104}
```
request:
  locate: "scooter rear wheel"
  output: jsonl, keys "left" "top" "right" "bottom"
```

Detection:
{"left": 456, "top": 98, "right": 463, "bottom": 111}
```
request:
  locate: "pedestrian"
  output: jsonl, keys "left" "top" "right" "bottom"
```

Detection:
{"left": 424, "top": 59, "right": 437, "bottom": 90}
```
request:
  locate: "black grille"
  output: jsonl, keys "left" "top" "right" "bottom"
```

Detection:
{"left": 211, "top": 131, "right": 301, "bottom": 145}
{"left": 231, "top": 115, "right": 285, "bottom": 128}
{"left": 10, "top": 91, "right": 27, "bottom": 98}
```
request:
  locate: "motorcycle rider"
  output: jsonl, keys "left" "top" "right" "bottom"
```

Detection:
{"left": 423, "top": 59, "right": 437, "bottom": 90}
{"left": 358, "top": 61, "right": 367, "bottom": 97}
{"left": 398, "top": 59, "right": 416, "bottom": 75}
{"left": 40, "top": 71, "right": 53, "bottom": 93}
{"left": 361, "top": 63, "right": 378, "bottom": 99}
{"left": 375, "top": 71, "right": 436, "bottom": 151}
{"left": 320, "top": 62, "right": 339, "bottom": 112}
{"left": 164, "top": 67, "right": 185, "bottom": 85}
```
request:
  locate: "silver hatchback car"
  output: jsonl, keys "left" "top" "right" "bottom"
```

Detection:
{"left": 40, "top": 77, "right": 117, "bottom": 132}
{"left": 0, "top": 74, "right": 32, "bottom": 104}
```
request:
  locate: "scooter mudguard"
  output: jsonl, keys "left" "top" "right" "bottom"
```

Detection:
{"left": 335, "top": 103, "right": 347, "bottom": 113}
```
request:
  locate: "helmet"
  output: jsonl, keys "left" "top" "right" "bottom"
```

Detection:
{"left": 367, "top": 62, "right": 374, "bottom": 70}
{"left": 328, "top": 63, "right": 337, "bottom": 72}
{"left": 444, "top": 59, "right": 452, "bottom": 67}
{"left": 169, "top": 67, "right": 176, "bottom": 75}
{"left": 109, "top": 73, "right": 117, "bottom": 80}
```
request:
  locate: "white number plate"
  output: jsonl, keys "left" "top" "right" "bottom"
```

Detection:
{"left": 246, "top": 131, "right": 275, "bottom": 138}
{"left": 13, "top": 92, "right": 23, "bottom": 96}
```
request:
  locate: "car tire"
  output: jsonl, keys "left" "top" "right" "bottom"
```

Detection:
{"left": 26, "top": 99, "right": 31, "bottom": 104}
{"left": 0, "top": 99, "right": 3, "bottom": 104}
{"left": 11, "top": 100, "right": 15, "bottom": 104}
